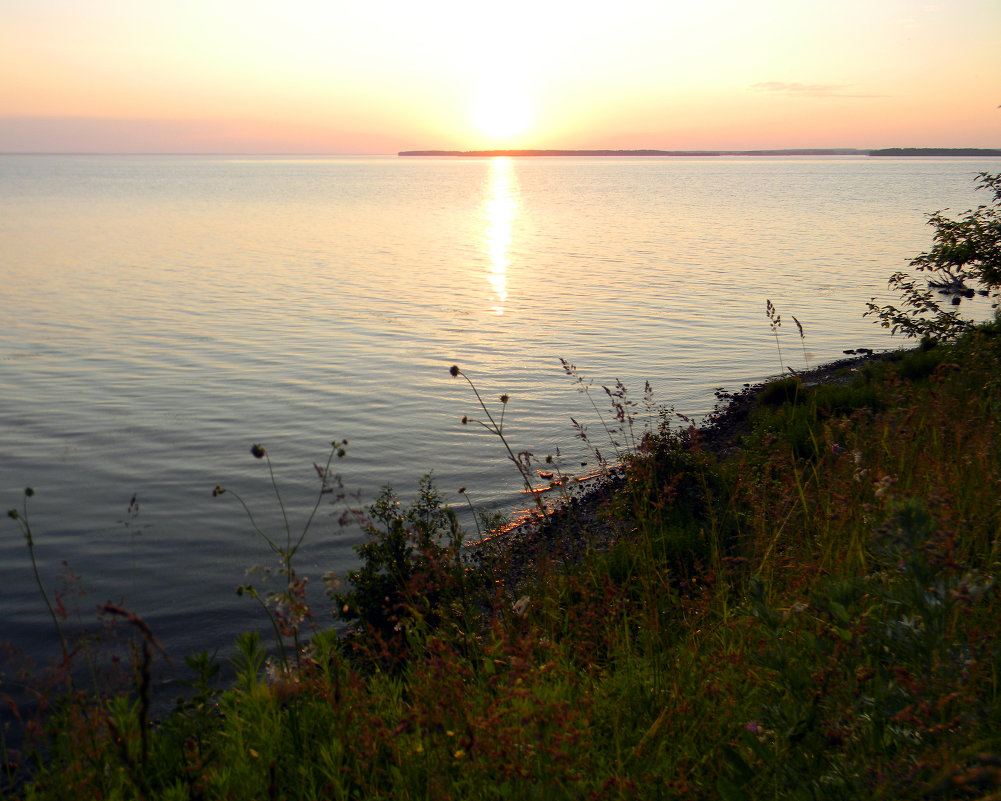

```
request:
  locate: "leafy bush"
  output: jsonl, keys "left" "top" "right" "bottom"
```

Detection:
{"left": 866, "top": 172, "right": 1001, "bottom": 339}
{"left": 332, "top": 475, "right": 482, "bottom": 666}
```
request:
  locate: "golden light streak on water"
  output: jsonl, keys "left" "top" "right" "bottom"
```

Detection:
{"left": 483, "top": 157, "right": 518, "bottom": 315}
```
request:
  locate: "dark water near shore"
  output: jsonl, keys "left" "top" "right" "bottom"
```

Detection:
{"left": 1, "top": 154, "right": 997, "bottom": 680}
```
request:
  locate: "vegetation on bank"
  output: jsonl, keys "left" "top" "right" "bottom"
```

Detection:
{"left": 3, "top": 175, "right": 1001, "bottom": 799}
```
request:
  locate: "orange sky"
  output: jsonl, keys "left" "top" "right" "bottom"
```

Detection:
{"left": 1, "top": 0, "right": 999, "bottom": 153}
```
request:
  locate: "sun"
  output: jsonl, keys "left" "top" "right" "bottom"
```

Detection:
{"left": 471, "top": 85, "right": 533, "bottom": 142}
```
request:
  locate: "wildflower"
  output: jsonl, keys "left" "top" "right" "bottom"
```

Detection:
{"left": 449, "top": 365, "right": 460, "bottom": 377}
{"left": 499, "top": 394, "right": 509, "bottom": 404}
{"left": 873, "top": 474, "right": 896, "bottom": 498}
{"left": 512, "top": 596, "right": 530, "bottom": 616}
{"left": 461, "top": 416, "right": 468, "bottom": 425}
{"left": 250, "top": 443, "right": 266, "bottom": 459}
{"left": 212, "top": 485, "right": 225, "bottom": 497}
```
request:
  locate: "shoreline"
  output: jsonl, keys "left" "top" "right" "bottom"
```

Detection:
{"left": 471, "top": 348, "right": 907, "bottom": 590}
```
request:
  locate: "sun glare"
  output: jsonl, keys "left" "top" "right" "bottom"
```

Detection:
{"left": 483, "top": 157, "right": 518, "bottom": 314}
{"left": 472, "top": 85, "right": 533, "bottom": 141}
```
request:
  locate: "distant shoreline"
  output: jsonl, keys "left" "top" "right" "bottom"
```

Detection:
{"left": 399, "top": 148, "right": 1001, "bottom": 158}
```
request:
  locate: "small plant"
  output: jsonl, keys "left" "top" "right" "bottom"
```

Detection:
{"left": 561, "top": 360, "right": 664, "bottom": 467}
{"left": 215, "top": 438, "right": 348, "bottom": 673}
{"left": 450, "top": 365, "right": 543, "bottom": 509}
{"left": 792, "top": 315, "right": 808, "bottom": 368}
{"left": 453, "top": 487, "right": 509, "bottom": 542}
{"left": 118, "top": 493, "right": 149, "bottom": 598}
{"left": 456, "top": 486, "right": 483, "bottom": 540}
{"left": 99, "top": 603, "right": 170, "bottom": 785}
{"left": 7, "top": 488, "right": 70, "bottom": 669}
{"left": 766, "top": 299, "right": 784, "bottom": 373}
{"left": 561, "top": 358, "right": 623, "bottom": 461}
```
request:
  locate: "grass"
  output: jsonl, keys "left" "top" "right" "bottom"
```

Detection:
{"left": 6, "top": 322, "right": 1001, "bottom": 799}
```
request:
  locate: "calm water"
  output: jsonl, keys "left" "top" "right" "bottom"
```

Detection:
{"left": 1, "top": 154, "right": 998, "bottom": 679}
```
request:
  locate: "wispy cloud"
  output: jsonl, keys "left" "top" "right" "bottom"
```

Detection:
{"left": 750, "top": 82, "right": 886, "bottom": 99}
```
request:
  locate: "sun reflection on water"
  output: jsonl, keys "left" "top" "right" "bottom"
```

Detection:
{"left": 483, "top": 157, "right": 519, "bottom": 314}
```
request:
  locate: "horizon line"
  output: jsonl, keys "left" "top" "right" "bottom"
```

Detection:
{"left": 2, "top": 146, "right": 1000, "bottom": 157}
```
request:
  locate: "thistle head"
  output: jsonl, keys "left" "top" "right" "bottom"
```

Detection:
{"left": 449, "top": 365, "right": 460, "bottom": 378}
{"left": 250, "top": 443, "right": 266, "bottom": 459}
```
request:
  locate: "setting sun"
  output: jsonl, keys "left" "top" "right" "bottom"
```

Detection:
{"left": 471, "top": 85, "right": 534, "bottom": 141}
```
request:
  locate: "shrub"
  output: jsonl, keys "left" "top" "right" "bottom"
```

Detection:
{"left": 332, "top": 475, "right": 482, "bottom": 667}
{"left": 866, "top": 172, "right": 1001, "bottom": 339}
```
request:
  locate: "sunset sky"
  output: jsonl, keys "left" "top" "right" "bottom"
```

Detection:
{"left": 1, "top": 0, "right": 999, "bottom": 154}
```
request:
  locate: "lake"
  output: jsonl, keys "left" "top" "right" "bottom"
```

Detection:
{"left": 1, "top": 153, "right": 997, "bottom": 681}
